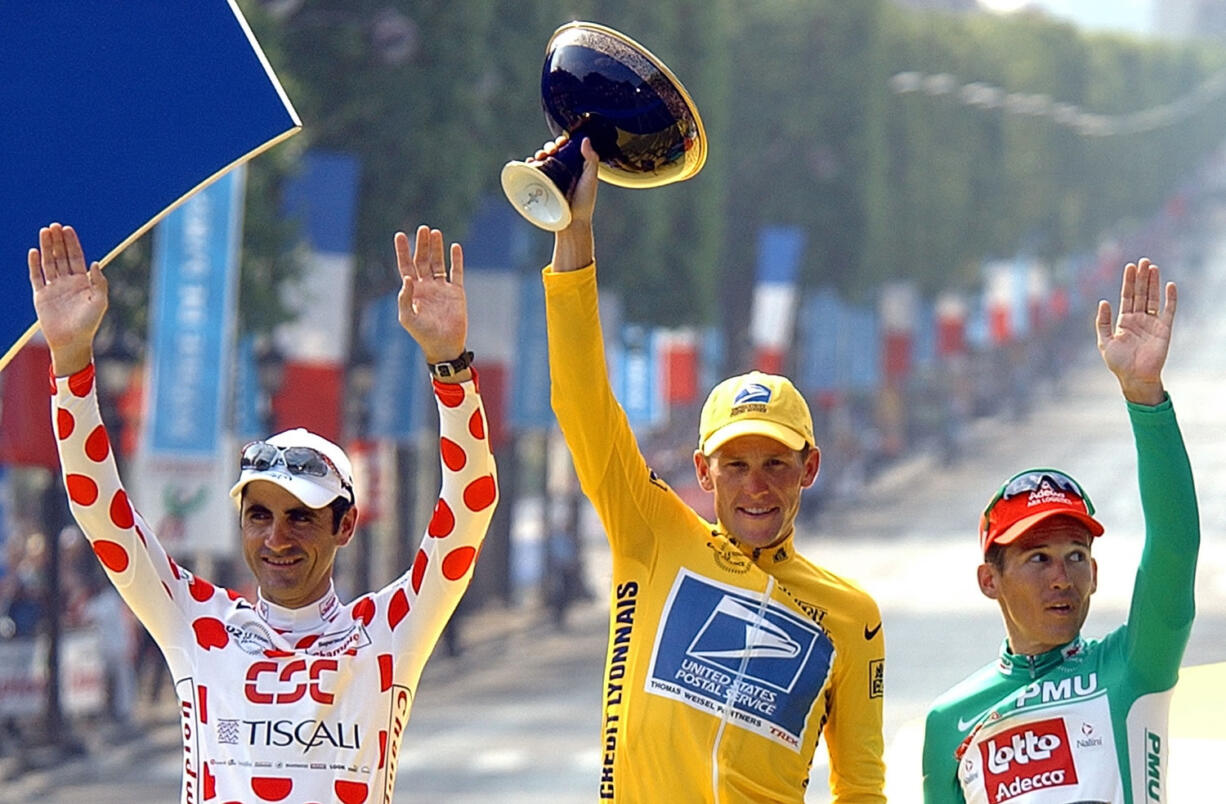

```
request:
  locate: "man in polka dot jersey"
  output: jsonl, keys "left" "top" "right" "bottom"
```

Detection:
{"left": 28, "top": 222, "right": 498, "bottom": 804}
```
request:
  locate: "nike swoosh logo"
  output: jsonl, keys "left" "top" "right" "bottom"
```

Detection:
{"left": 864, "top": 622, "right": 882, "bottom": 640}
{"left": 957, "top": 705, "right": 995, "bottom": 732}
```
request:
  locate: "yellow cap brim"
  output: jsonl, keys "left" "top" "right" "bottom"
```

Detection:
{"left": 702, "top": 419, "right": 808, "bottom": 455}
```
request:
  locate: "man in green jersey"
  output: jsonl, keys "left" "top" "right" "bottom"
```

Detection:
{"left": 922, "top": 257, "right": 1199, "bottom": 803}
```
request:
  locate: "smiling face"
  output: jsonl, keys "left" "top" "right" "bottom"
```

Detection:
{"left": 240, "top": 480, "right": 356, "bottom": 609}
{"left": 693, "top": 434, "right": 820, "bottom": 550}
{"left": 978, "top": 517, "right": 1098, "bottom": 656}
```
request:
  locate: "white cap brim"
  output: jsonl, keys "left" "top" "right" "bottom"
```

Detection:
{"left": 229, "top": 469, "right": 345, "bottom": 510}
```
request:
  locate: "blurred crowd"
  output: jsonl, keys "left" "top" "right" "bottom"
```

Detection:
{"left": 0, "top": 524, "right": 166, "bottom": 759}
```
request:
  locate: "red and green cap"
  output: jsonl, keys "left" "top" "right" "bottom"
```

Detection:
{"left": 979, "top": 468, "right": 1104, "bottom": 555}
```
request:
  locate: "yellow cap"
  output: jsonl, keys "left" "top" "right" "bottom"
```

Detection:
{"left": 698, "top": 371, "right": 815, "bottom": 455}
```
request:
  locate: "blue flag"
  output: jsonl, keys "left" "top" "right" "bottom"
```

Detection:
{"left": 1, "top": 2, "right": 299, "bottom": 370}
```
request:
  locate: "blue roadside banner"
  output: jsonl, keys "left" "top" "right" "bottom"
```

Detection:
{"left": 363, "top": 293, "right": 427, "bottom": 442}
{"left": 510, "top": 276, "right": 552, "bottom": 432}
{"left": 144, "top": 168, "right": 246, "bottom": 458}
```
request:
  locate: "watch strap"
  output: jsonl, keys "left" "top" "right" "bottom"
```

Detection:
{"left": 427, "top": 350, "right": 474, "bottom": 379}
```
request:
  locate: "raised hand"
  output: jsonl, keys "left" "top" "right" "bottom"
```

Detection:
{"left": 393, "top": 225, "right": 467, "bottom": 366}
{"left": 542, "top": 135, "right": 598, "bottom": 273}
{"left": 1095, "top": 257, "right": 1175, "bottom": 406}
{"left": 28, "top": 223, "right": 108, "bottom": 376}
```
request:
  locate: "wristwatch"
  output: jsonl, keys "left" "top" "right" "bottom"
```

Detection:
{"left": 427, "top": 350, "right": 474, "bottom": 379}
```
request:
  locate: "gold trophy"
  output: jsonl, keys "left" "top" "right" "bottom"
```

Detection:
{"left": 501, "top": 21, "right": 707, "bottom": 231}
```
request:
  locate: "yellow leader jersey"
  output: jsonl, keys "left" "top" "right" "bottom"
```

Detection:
{"left": 544, "top": 264, "right": 886, "bottom": 803}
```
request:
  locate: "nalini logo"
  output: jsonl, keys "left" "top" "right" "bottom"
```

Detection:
{"left": 979, "top": 717, "right": 1078, "bottom": 802}
{"left": 733, "top": 383, "right": 772, "bottom": 406}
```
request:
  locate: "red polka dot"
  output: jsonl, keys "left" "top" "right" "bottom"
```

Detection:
{"left": 198, "top": 684, "right": 209, "bottom": 723}
{"left": 378, "top": 653, "right": 393, "bottom": 692}
{"left": 56, "top": 408, "right": 75, "bottom": 440}
{"left": 387, "top": 588, "right": 410, "bottom": 630}
{"left": 442, "top": 546, "right": 477, "bottom": 580}
{"left": 463, "top": 475, "right": 497, "bottom": 512}
{"left": 109, "top": 490, "right": 134, "bottom": 529}
{"left": 84, "top": 425, "right": 110, "bottom": 462}
{"left": 295, "top": 634, "right": 319, "bottom": 650}
{"left": 192, "top": 617, "right": 229, "bottom": 651}
{"left": 203, "top": 761, "right": 215, "bottom": 800}
{"left": 135, "top": 525, "right": 148, "bottom": 547}
{"left": 440, "top": 437, "right": 466, "bottom": 471}
{"left": 47, "top": 366, "right": 57, "bottom": 396}
{"left": 378, "top": 730, "right": 389, "bottom": 769}
{"left": 67, "top": 363, "right": 95, "bottom": 397}
{"left": 226, "top": 588, "right": 245, "bottom": 603}
{"left": 93, "top": 540, "right": 129, "bottom": 573}
{"left": 411, "top": 549, "right": 428, "bottom": 595}
{"left": 66, "top": 474, "right": 98, "bottom": 506}
{"left": 435, "top": 382, "right": 465, "bottom": 408}
{"left": 427, "top": 499, "right": 455, "bottom": 538}
{"left": 468, "top": 409, "right": 486, "bottom": 440}
{"left": 335, "top": 780, "right": 369, "bottom": 804}
{"left": 189, "top": 576, "right": 215, "bottom": 602}
{"left": 353, "top": 596, "right": 375, "bottom": 626}
{"left": 251, "top": 776, "right": 293, "bottom": 801}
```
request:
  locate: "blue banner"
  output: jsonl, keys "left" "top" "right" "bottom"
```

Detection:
{"left": 510, "top": 277, "right": 552, "bottom": 432}
{"left": 144, "top": 168, "right": 245, "bottom": 458}
{"left": 232, "top": 335, "right": 263, "bottom": 443}
{"left": 913, "top": 299, "right": 936, "bottom": 368}
{"left": 615, "top": 325, "right": 664, "bottom": 430}
{"left": 283, "top": 151, "right": 361, "bottom": 254}
{"left": 798, "top": 288, "right": 842, "bottom": 394}
{"left": 362, "top": 293, "right": 427, "bottom": 442}
{"left": 845, "top": 305, "right": 881, "bottom": 392}
{"left": 2, "top": 1, "right": 299, "bottom": 371}
{"left": 756, "top": 226, "right": 805, "bottom": 284}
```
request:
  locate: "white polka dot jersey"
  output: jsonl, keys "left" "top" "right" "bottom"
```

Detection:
{"left": 50, "top": 362, "right": 498, "bottom": 804}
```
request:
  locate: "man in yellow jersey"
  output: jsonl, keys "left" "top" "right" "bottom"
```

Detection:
{"left": 540, "top": 137, "right": 885, "bottom": 802}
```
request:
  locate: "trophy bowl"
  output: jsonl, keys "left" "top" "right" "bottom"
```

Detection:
{"left": 501, "top": 21, "right": 707, "bottom": 231}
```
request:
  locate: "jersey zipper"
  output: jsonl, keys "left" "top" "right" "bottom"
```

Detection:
{"left": 710, "top": 574, "right": 776, "bottom": 802}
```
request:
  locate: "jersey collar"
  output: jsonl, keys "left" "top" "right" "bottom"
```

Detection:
{"left": 725, "top": 531, "right": 797, "bottom": 567}
{"left": 256, "top": 583, "right": 342, "bottom": 633}
{"left": 996, "top": 635, "right": 1086, "bottom": 679}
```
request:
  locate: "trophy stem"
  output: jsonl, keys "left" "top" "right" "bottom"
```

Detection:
{"left": 501, "top": 136, "right": 585, "bottom": 231}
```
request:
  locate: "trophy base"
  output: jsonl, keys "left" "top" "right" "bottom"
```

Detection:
{"left": 501, "top": 160, "right": 572, "bottom": 231}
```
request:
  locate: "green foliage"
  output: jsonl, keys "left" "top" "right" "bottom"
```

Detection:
{"left": 102, "top": 1, "right": 1226, "bottom": 368}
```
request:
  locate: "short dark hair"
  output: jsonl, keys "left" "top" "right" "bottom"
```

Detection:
{"left": 326, "top": 497, "right": 353, "bottom": 533}
{"left": 984, "top": 543, "right": 1005, "bottom": 571}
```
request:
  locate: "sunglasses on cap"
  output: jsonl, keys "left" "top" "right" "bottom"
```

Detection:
{"left": 239, "top": 442, "right": 354, "bottom": 501}
{"left": 982, "top": 469, "right": 1095, "bottom": 521}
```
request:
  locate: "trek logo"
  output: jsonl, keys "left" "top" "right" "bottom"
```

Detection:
{"left": 979, "top": 718, "right": 1077, "bottom": 802}
{"left": 244, "top": 658, "right": 338, "bottom": 705}
{"left": 646, "top": 571, "right": 833, "bottom": 750}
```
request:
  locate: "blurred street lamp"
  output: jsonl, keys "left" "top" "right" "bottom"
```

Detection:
{"left": 922, "top": 72, "right": 958, "bottom": 96}
{"left": 888, "top": 71, "right": 924, "bottom": 93}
